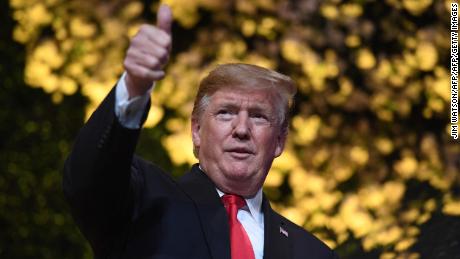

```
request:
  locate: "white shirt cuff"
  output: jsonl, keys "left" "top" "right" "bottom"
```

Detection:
{"left": 115, "top": 72, "right": 155, "bottom": 129}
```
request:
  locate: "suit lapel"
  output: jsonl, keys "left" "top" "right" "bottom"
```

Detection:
{"left": 263, "top": 196, "right": 292, "bottom": 259}
{"left": 178, "top": 164, "right": 231, "bottom": 259}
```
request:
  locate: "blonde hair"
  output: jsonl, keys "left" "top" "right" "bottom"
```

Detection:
{"left": 191, "top": 63, "right": 297, "bottom": 132}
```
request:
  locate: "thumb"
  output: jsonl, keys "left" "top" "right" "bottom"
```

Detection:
{"left": 156, "top": 4, "right": 172, "bottom": 34}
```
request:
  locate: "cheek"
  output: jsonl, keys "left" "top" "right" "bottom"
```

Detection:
{"left": 201, "top": 123, "right": 224, "bottom": 148}
{"left": 257, "top": 131, "right": 280, "bottom": 153}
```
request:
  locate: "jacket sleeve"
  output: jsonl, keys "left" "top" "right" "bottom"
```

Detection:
{"left": 63, "top": 86, "right": 149, "bottom": 257}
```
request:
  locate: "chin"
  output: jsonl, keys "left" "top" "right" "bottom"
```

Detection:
{"left": 223, "top": 162, "right": 253, "bottom": 179}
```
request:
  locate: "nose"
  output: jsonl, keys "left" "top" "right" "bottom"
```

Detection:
{"left": 232, "top": 112, "right": 250, "bottom": 140}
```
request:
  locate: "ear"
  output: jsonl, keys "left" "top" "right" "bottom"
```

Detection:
{"left": 191, "top": 118, "right": 201, "bottom": 149}
{"left": 274, "top": 129, "right": 287, "bottom": 158}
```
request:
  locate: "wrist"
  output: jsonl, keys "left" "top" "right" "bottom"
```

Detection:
{"left": 125, "top": 74, "right": 152, "bottom": 99}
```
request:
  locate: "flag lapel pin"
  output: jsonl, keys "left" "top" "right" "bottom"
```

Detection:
{"left": 280, "top": 226, "right": 288, "bottom": 237}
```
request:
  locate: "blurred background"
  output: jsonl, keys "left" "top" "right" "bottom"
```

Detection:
{"left": 1, "top": 0, "right": 459, "bottom": 258}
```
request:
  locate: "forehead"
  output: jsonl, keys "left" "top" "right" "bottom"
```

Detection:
{"left": 209, "top": 87, "right": 278, "bottom": 109}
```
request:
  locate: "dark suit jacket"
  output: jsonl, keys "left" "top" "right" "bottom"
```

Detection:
{"left": 63, "top": 87, "right": 338, "bottom": 259}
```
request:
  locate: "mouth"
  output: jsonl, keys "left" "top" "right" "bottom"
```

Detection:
{"left": 226, "top": 148, "right": 254, "bottom": 159}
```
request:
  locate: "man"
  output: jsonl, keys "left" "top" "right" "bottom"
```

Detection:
{"left": 63, "top": 4, "right": 338, "bottom": 259}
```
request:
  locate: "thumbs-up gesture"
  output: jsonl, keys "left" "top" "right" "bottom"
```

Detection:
{"left": 124, "top": 4, "right": 172, "bottom": 98}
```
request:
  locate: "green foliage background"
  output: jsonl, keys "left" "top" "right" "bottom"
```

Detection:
{"left": 1, "top": 0, "right": 459, "bottom": 258}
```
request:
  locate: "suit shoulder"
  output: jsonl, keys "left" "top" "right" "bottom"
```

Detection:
{"left": 271, "top": 211, "right": 338, "bottom": 258}
{"left": 131, "top": 155, "right": 170, "bottom": 176}
{"left": 130, "top": 155, "right": 179, "bottom": 192}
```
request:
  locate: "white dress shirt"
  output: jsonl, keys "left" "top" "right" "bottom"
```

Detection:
{"left": 114, "top": 72, "right": 154, "bottom": 129}
{"left": 114, "top": 74, "right": 265, "bottom": 259}
{"left": 216, "top": 188, "right": 265, "bottom": 259}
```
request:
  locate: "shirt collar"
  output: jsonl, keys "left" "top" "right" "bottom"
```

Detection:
{"left": 198, "top": 164, "right": 264, "bottom": 224}
{"left": 215, "top": 187, "right": 264, "bottom": 225}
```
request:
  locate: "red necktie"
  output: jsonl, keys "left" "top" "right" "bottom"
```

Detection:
{"left": 221, "top": 194, "right": 255, "bottom": 259}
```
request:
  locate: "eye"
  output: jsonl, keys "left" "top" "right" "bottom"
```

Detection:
{"left": 251, "top": 113, "right": 270, "bottom": 124}
{"left": 215, "top": 109, "right": 234, "bottom": 120}
{"left": 217, "top": 109, "right": 229, "bottom": 115}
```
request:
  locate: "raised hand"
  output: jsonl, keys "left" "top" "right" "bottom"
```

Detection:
{"left": 123, "top": 4, "right": 172, "bottom": 98}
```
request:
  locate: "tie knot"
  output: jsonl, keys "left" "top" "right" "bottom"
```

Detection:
{"left": 222, "top": 194, "right": 246, "bottom": 210}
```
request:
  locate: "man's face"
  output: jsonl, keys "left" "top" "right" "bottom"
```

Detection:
{"left": 192, "top": 87, "right": 286, "bottom": 197}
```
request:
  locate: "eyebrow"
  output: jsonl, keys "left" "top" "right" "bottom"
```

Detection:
{"left": 216, "top": 101, "right": 270, "bottom": 112}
